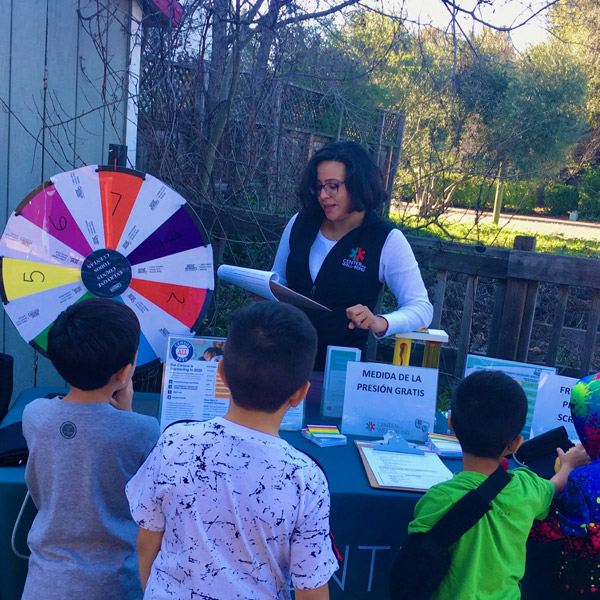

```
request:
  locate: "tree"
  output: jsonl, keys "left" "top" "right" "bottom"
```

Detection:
{"left": 499, "top": 42, "right": 587, "bottom": 176}
{"left": 139, "top": 0, "right": 365, "bottom": 204}
{"left": 549, "top": 0, "right": 600, "bottom": 167}
{"left": 332, "top": 11, "right": 588, "bottom": 219}
{"left": 454, "top": 36, "right": 587, "bottom": 220}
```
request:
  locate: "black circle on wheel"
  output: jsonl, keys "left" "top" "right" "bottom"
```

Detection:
{"left": 81, "top": 249, "right": 132, "bottom": 298}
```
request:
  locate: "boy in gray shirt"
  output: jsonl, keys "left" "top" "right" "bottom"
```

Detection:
{"left": 21, "top": 298, "right": 160, "bottom": 600}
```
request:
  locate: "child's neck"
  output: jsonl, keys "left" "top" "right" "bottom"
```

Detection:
{"left": 224, "top": 402, "right": 285, "bottom": 437}
{"left": 462, "top": 452, "right": 503, "bottom": 476}
{"left": 62, "top": 386, "right": 113, "bottom": 405}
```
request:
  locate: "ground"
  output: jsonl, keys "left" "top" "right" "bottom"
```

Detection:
{"left": 421, "top": 207, "right": 600, "bottom": 241}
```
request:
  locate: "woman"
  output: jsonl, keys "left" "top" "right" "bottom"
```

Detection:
{"left": 272, "top": 141, "right": 433, "bottom": 395}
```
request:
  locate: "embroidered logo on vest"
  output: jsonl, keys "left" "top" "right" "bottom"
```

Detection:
{"left": 342, "top": 247, "right": 366, "bottom": 272}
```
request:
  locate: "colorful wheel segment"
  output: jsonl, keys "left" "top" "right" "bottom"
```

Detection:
{"left": 0, "top": 166, "right": 214, "bottom": 366}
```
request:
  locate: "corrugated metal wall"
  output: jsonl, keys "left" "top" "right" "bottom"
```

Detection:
{"left": 0, "top": 0, "right": 137, "bottom": 398}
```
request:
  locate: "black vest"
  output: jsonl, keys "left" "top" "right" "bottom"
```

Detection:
{"left": 286, "top": 209, "right": 393, "bottom": 370}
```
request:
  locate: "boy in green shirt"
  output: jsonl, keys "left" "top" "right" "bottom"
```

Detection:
{"left": 408, "top": 370, "right": 589, "bottom": 600}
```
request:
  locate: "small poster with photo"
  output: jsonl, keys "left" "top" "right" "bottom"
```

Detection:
{"left": 159, "top": 336, "right": 228, "bottom": 430}
{"left": 464, "top": 355, "right": 556, "bottom": 438}
{"left": 159, "top": 335, "right": 304, "bottom": 431}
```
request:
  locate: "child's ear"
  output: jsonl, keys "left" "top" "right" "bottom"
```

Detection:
{"left": 507, "top": 434, "right": 524, "bottom": 455}
{"left": 288, "top": 382, "right": 310, "bottom": 408}
{"left": 116, "top": 362, "right": 134, "bottom": 385}
{"left": 217, "top": 358, "right": 228, "bottom": 385}
{"left": 447, "top": 412, "right": 454, "bottom": 433}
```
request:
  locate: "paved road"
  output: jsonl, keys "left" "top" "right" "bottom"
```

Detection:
{"left": 395, "top": 205, "right": 600, "bottom": 241}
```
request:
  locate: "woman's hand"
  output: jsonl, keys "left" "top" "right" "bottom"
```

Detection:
{"left": 346, "top": 304, "right": 388, "bottom": 335}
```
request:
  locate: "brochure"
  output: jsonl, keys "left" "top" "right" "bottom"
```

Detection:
{"left": 427, "top": 433, "right": 462, "bottom": 458}
{"left": 159, "top": 334, "right": 304, "bottom": 431}
{"left": 217, "top": 264, "right": 330, "bottom": 311}
{"left": 321, "top": 346, "right": 362, "bottom": 418}
{"left": 302, "top": 425, "right": 347, "bottom": 447}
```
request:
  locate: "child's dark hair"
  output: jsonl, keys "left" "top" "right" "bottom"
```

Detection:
{"left": 223, "top": 302, "right": 317, "bottom": 413}
{"left": 298, "top": 141, "right": 387, "bottom": 213}
{"left": 451, "top": 370, "right": 527, "bottom": 458}
{"left": 47, "top": 298, "right": 140, "bottom": 391}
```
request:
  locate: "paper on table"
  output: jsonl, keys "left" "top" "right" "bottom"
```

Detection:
{"left": 217, "top": 264, "right": 331, "bottom": 311}
{"left": 360, "top": 445, "right": 453, "bottom": 490}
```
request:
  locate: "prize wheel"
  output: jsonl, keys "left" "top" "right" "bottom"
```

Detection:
{"left": 0, "top": 165, "right": 214, "bottom": 367}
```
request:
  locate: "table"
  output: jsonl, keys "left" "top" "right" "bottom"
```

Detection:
{"left": 0, "top": 389, "right": 556, "bottom": 599}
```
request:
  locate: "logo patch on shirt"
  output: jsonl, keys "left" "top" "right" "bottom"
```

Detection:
{"left": 60, "top": 421, "right": 77, "bottom": 439}
{"left": 342, "top": 247, "right": 366, "bottom": 272}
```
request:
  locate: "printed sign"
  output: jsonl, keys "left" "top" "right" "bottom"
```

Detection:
{"left": 159, "top": 335, "right": 303, "bottom": 431}
{"left": 531, "top": 373, "right": 579, "bottom": 440}
{"left": 341, "top": 362, "right": 438, "bottom": 441}
{"left": 464, "top": 355, "right": 556, "bottom": 437}
{"left": 321, "top": 345, "right": 362, "bottom": 418}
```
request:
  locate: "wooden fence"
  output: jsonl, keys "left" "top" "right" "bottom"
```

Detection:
{"left": 409, "top": 235, "right": 600, "bottom": 380}
{"left": 198, "top": 204, "right": 600, "bottom": 384}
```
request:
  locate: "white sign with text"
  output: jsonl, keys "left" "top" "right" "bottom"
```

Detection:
{"left": 341, "top": 362, "right": 438, "bottom": 441}
{"left": 531, "top": 373, "right": 579, "bottom": 440}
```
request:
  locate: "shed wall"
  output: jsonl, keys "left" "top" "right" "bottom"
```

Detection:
{"left": 0, "top": 0, "right": 137, "bottom": 397}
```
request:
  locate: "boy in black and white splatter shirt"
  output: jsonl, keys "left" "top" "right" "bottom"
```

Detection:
{"left": 126, "top": 302, "right": 339, "bottom": 600}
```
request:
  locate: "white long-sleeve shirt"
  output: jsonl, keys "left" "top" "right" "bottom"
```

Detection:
{"left": 272, "top": 213, "right": 433, "bottom": 337}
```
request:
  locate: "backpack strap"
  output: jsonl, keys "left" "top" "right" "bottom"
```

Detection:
{"left": 428, "top": 466, "right": 511, "bottom": 548}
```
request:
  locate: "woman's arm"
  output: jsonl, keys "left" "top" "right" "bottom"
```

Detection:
{"left": 271, "top": 214, "right": 298, "bottom": 286}
{"left": 376, "top": 229, "right": 433, "bottom": 336}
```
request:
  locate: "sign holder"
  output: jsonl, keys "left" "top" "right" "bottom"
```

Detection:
{"left": 392, "top": 329, "right": 449, "bottom": 368}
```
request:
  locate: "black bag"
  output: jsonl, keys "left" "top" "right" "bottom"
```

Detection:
{"left": 389, "top": 466, "right": 511, "bottom": 600}
{"left": 0, "top": 422, "right": 29, "bottom": 466}
{"left": 514, "top": 426, "right": 574, "bottom": 479}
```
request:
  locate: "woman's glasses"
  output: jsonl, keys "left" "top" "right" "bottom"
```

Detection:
{"left": 313, "top": 181, "right": 346, "bottom": 197}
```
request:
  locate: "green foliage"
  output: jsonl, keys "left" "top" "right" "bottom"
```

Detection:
{"left": 579, "top": 167, "right": 600, "bottom": 221}
{"left": 502, "top": 42, "right": 587, "bottom": 176}
{"left": 450, "top": 178, "right": 494, "bottom": 210}
{"left": 277, "top": 8, "right": 590, "bottom": 220}
{"left": 455, "top": 39, "right": 512, "bottom": 128}
{"left": 551, "top": 0, "right": 600, "bottom": 127}
{"left": 392, "top": 214, "right": 600, "bottom": 257}
{"left": 501, "top": 181, "right": 539, "bottom": 214}
{"left": 446, "top": 177, "right": 537, "bottom": 214}
{"left": 321, "top": 9, "right": 414, "bottom": 110}
{"left": 544, "top": 184, "right": 579, "bottom": 216}
{"left": 436, "top": 384, "right": 453, "bottom": 413}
